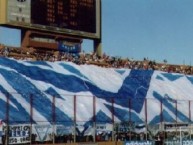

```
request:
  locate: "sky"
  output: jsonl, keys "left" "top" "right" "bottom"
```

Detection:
{"left": 1, "top": 0, "right": 193, "bottom": 65}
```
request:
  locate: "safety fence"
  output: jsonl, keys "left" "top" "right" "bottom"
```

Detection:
{"left": 0, "top": 93, "right": 193, "bottom": 144}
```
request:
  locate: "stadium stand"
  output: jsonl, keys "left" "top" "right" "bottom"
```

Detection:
{"left": 0, "top": 44, "right": 192, "bottom": 75}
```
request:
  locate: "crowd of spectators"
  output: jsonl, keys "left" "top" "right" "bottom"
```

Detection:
{"left": 0, "top": 44, "right": 193, "bottom": 75}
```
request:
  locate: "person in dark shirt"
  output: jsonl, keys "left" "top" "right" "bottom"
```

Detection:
{"left": 1, "top": 133, "right": 6, "bottom": 145}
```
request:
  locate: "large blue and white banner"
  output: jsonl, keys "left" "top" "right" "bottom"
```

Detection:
{"left": 0, "top": 57, "right": 193, "bottom": 132}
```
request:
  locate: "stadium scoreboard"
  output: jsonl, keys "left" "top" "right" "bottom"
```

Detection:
{"left": 0, "top": 0, "right": 101, "bottom": 39}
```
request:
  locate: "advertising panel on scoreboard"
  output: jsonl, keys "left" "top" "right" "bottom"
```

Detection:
{"left": 5, "top": 0, "right": 101, "bottom": 39}
{"left": 58, "top": 42, "right": 81, "bottom": 53}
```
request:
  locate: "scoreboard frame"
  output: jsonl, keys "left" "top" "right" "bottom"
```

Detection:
{"left": 0, "top": 0, "right": 101, "bottom": 40}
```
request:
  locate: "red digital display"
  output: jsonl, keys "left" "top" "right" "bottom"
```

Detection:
{"left": 31, "top": 0, "right": 96, "bottom": 33}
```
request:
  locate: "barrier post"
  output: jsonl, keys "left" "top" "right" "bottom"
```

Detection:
{"left": 93, "top": 95, "right": 96, "bottom": 142}
{"left": 175, "top": 100, "right": 178, "bottom": 124}
{"left": 111, "top": 98, "right": 115, "bottom": 141}
{"left": 161, "top": 99, "right": 163, "bottom": 123}
{"left": 189, "top": 100, "right": 191, "bottom": 140}
{"left": 52, "top": 95, "right": 56, "bottom": 144}
{"left": 129, "top": 98, "right": 131, "bottom": 141}
{"left": 6, "top": 93, "right": 9, "bottom": 145}
{"left": 145, "top": 98, "right": 147, "bottom": 140}
{"left": 30, "top": 94, "right": 33, "bottom": 145}
{"left": 189, "top": 100, "right": 191, "bottom": 122}
{"left": 161, "top": 99, "right": 166, "bottom": 142}
{"left": 74, "top": 95, "right": 76, "bottom": 143}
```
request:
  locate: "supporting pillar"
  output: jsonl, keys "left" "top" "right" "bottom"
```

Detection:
{"left": 94, "top": 39, "right": 102, "bottom": 57}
